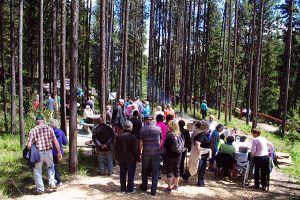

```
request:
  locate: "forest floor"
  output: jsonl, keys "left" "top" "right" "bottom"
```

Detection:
{"left": 13, "top": 116, "right": 300, "bottom": 200}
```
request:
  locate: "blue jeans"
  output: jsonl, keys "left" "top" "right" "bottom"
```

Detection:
{"left": 119, "top": 161, "right": 136, "bottom": 192}
{"left": 141, "top": 154, "right": 161, "bottom": 194}
{"left": 53, "top": 156, "right": 61, "bottom": 184}
{"left": 33, "top": 150, "right": 56, "bottom": 192}
{"left": 182, "top": 153, "right": 208, "bottom": 186}
{"left": 97, "top": 150, "right": 113, "bottom": 175}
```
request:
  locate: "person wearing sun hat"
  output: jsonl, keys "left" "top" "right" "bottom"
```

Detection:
{"left": 182, "top": 121, "right": 211, "bottom": 187}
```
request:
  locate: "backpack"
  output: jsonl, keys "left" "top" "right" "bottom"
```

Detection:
{"left": 171, "top": 136, "right": 185, "bottom": 154}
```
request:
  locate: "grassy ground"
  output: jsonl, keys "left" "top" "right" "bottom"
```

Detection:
{"left": 0, "top": 134, "right": 95, "bottom": 198}
{"left": 181, "top": 107, "right": 300, "bottom": 179}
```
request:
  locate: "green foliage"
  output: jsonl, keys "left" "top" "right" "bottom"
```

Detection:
{"left": 286, "top": 104, "right": 300, "bottom": 147}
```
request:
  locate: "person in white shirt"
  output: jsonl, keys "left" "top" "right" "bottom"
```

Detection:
{"left": 251, "top": 128, "right": 274, "bottom": 191}
{"left": 208, "top": 115, "right": 218, "bottom": 132}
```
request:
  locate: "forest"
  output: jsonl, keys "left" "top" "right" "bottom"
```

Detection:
{"left": 0, "top": 0, "right": 299, "bottom": 174}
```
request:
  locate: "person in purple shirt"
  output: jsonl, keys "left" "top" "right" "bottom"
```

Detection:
{"left": 50, "top": 119, "right": 68, "bottom": 186}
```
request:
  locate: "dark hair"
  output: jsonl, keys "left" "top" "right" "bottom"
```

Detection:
{"left": 133, "top": 110, "right": 139, "bottom": 117}
{"left": 178, "top": 120, "right": 185, "bottom": 128}
{"left": 166, "top": 114, "right": 174, "bottom": 121}
{"left": 195, "top": 121, "right": 202, "bottom": 129}
{"left": 156, "top": 114, "right": 164, "bottom": 122}
{"left": 216, "top": 124, "right": 224, "bottom": 132}
{"left": 220, "top": 133, "right": 225, "bottom": 140}
{"left": 226, "top": 136, "right": 234, "bottom": 144}
{"left": 251, "top": 128, "right": 261, "bottom": 136}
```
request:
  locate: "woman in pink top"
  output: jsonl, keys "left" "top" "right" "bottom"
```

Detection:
{"left": 156, "top": 114, "right": 168, "bottom": 148}
{"left": 251, "top": 128, "right": 274, "bottom": 191}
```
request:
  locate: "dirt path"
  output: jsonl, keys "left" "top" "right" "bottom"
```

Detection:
{"left": 16, "top": 117, "right": 299, "bottom": 200}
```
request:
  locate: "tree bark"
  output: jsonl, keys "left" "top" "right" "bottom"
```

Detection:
{"left": 0, "top": 0, "right": 8, "bottom": 133}
{"left": 69, "top": 0, "right": 79, "bottom": 174}
{"left": 60, "top": 0, "right": 67, "bottom": 134}
{"left": 100, "top": 0, "right": 106, "bottom": 121}
{"left": 52, "top": 0, "right": 58, "bottom": 118}
{"left": 282, "top": 0, "right": 293, "bottom": 136}
{"left": 229, "top": 0, "right": 239, "bottom": 121}
{"left": 148, "top": 0, "right": 155, "bottom": 105}
{"left": 225, "top": 0, "right": 232, "bottom": 123}
{"left": 10, "top": 0, "right": 16, "bottom": 135}
{"left": 39, "top": 0, "right": 44, "bottom": 109}
{"left": 19, "top": 0, "right": 24, "bottom": 147}
{"left": 252, "top": 0, "right": 264, "bottom": 129}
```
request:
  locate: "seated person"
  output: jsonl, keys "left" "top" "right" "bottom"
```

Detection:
{"left": 219, "top": 136, "right": 236, "bottom": 157}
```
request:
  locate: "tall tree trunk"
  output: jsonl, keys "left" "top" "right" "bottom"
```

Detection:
{"left": 60, "top": 0, "right": 67, "bottom": 134}
{"left": 225, "top": 0, "right": 232, "bottom": 123}
{"left": 52, "top": 0, "right": 58, "bottom": 118}
{"left": 180, "top": 0, "right": 187, "bottom": 115}
{"left": 122, "top": 0, "right": 128, "bottom": 99}
{"left": 69, "top": 0, "right": 79, "bottom": 174}
{"left": 39, "top": 0, "right": 44, "bottom": 109}
{"left": 0, "top": 0, "right": 8, "bottom": 133}
{"left": 165, "top": 0, "right": 172, "bottom": 105}
{"left": 85, "top": 0, "right": 92, "bottom": 99}
{"left": 100, "top": 0, "right": 106, "bottom": 121}
{"left": 282, "top": 0, "right": 293, "bottom": 136}
{"left": 229, "top": 0, "right": 239, "bottom": 121}
{"left": 10, "top": 0, "right": 16, "bottom": 135}
{"left": 246, "top": 0, "right": 256, "bottom": 125}
{"left": 19, "top": 0, "right": 25, "bottom": 147}
{"left": 252, "top": 0, "right": 264, "bottom": 129}
{"left": 106, "top": 0, "right": 114, "bottom": 103}
{"left": 217, "top": 1, "right": 227, "bottom": 120}
{"left": 148, "top": 0, "right": 154, "bottom": 107}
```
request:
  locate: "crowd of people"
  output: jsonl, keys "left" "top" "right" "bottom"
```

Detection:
{"left": 24, "top": 96, "right": 275, "bottom": 195}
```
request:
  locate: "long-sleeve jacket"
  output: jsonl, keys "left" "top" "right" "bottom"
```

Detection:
{"left": 112, "top": 105, "right": 126, "bottom": 128}
{"left": 92, "top": 123, "right": 114, "bottom": 151}
{"left": 114, "top": 132, "right": 139, "bottom": 163}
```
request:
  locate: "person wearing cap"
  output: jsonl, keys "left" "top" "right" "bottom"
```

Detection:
{"left": 26, "top": 116, "right": 63, "bottom": 194}
{"left": 49, "top": 119, "right": 68, "bottom": 187}
{"left": 112, "top": 99, "right": 127, "bottom": 135}
{"left": 139, "top": 115, "right": 162, "bottom": 196}
{"left": 114, "top": 120, "right": 139, "bottom": 193}
{"left": 92, "top": 116, "right": 115, "bottom": 176}
{"left": 182, "top": 121, "right": 211, "bottom": 187}
{"left": 200, "top": 100, "right": 208, "bottom": 119}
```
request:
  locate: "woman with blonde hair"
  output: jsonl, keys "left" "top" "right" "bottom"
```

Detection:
{"left": 163, "top": 120, "right": 184, "bottom": 193}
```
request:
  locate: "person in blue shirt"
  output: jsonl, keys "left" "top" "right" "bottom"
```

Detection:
{"left": 143, "top": 101, "right": 151, "bottom": 118}
{"left": 46, "top": 94, "right": 55, "bottom": 118}
{"left": 50, "top": 119, "right": 68, "bottom": 186}
{"left": 209, "top": 124, "right": 224, "bottom": 170}
{"left": 200, "top": 100, "right": 208, "bottom": 119}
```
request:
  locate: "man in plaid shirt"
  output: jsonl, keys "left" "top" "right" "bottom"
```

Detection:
{"left": 27, "top": 116, "right": 62, "bottom": 194}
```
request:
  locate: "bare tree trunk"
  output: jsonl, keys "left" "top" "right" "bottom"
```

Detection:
{"left": 39, "top": 0, "right": 44, "bottom": 109}
{"left": 246, "top": 0, "right": 256, "bottom": 125}
{"left": 100, "top": 0, "right": 106, "bottom": 121}
{"left": 69, "top": 0, "right": 79, "bottom": 174}
{"left": 10, "top": 0, "right": 16, "bottom": 135}
{"left": 217, "top": 1, "right": 227, "bottom": 120}
{"left": 148, "top": 0, "right": 154, "bottom": 106}
{"left": 106, "top": 0, "right": 114, "bottom": 102}
{"left": 85, "top": 0, "right": 92, "bottom": 100}
{"left": 229, "top": 0, "right": 239, "bottom": 121}
{"left": 282, "top": 0, "right": 293, "bottom": 136}
{"left": 0, "top": 0, "right": 8, "bottom": 133}
{"left": 165, "top": 0, "right": 172, "bottom": 105}
{"left": 19, "top": 0, "right": 25, "bottom": 147}
{"left": 225, "top": 0, "right": 232, "bottom": 123}
{"left": 52, "top": 0, "right": 58, "bottom": 118}
{"left": 180, "top": 0, "right": 187, "bottom": 115}
{"left": 252, "top": 0, "right": 264, "bottom": 129}
{"left": 60, "top": 0, "right": 67, "bottom": 134}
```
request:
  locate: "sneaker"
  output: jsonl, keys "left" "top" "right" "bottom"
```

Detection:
{"left": 56, "top": 182, "right": 63, "bottom": 187}
{"left": 49, "top": 183, "right": 57, "bottom": 190}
